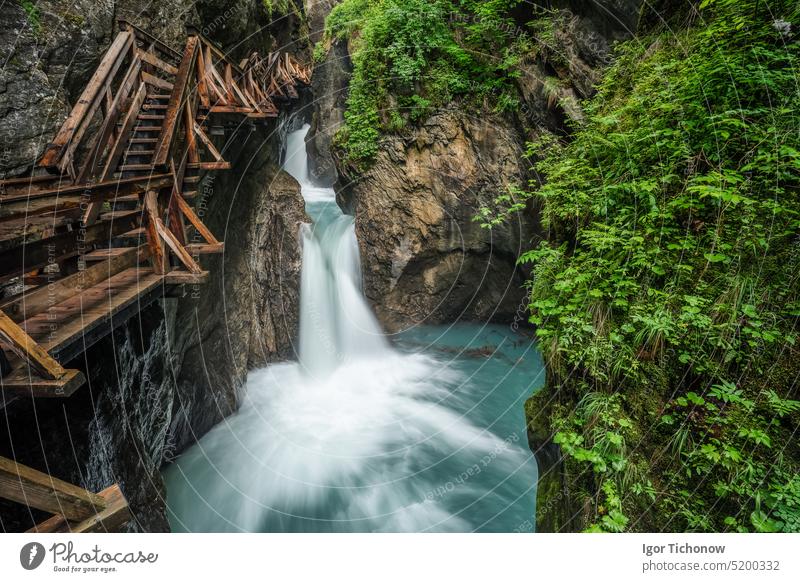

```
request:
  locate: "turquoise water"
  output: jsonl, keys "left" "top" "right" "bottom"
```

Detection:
{"left": 163, "top": 322, "right": 544, "bottom": 532}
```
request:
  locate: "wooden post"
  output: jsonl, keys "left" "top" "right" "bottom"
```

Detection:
{"left": 0, "top": 312, "right": 66, "bottom": 380}
{"left": 143, "top": 190, "right": 167, "bottom": 275}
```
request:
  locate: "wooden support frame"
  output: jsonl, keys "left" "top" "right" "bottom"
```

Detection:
{"left": 0, "top": 456, "right": 106, "bottom": 521}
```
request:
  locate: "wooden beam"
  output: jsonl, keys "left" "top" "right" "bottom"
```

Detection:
{"left": 0, "top": 311, "right": 66, "bottom": 379}
{"left": 136, "top": 48, "right": 178, "bottom": 75}
{"left": 196, "top": 47, "right": 210, "bottom": 107}
{"left": 141, "top": 71, "right": 174, "bottom": 92}
{"left": 39, "top": 31, "right": 134, "bottom": 170}
{"left": 143, "top": 190, "right": 166, "bottom": 275}
{"left": 0, "top": 173, "right": 172, "bottom": 205}
{"left": 155, "top": 219, "right": 202, "bottom": 274}
{"left": 175, "top": 191, "right": 219, "bottom": 245}
{"left": 0, "top": 456, "right": 106, "bottom": 521}
{"left": 154, "top": 36, "right": 199, "bottom": 168}
{"left": 0, "top": 367, "right": 85, "bottom": 398}
{"left": 27, "top": 483, "right": 131, "bottom": 533}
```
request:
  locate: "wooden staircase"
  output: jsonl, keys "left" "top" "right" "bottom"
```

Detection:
{"left": 0, "top": 20, "right": 310, "bottom": 531}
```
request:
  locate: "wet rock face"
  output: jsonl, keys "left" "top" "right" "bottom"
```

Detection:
{"left": 338, "top": 109, "right": 537, "bottom": 332}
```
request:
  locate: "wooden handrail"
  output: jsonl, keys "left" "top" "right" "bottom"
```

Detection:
{"left": 154, "top": 36, "right": 200, "bottom": 168}
{"left": 38, "top": 31, "right": 134, "bottom": 172}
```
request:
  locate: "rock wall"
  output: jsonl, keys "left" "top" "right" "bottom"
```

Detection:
{"left": 0, "top": 1, "right": 308, "bottom": 531}
{"left": 337, "top": 108, "right": 536, "bottom": 331}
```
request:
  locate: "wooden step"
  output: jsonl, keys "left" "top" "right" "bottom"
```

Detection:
{"left": 182, "top": 190, "right": 198, "bottom": 200}
{"left": 124, "top": 149, "right": 155, "bottom": 156}
{"left": 130, "top": 138, "right": 158, "bottom": 144}
{"left": 147, "top": 93, "right": 172, "bottom": 100}
{"left": 137, "top": 114, "right": 165, "bottom": 121}
{"left": 83, "top": 247, "right": 137, "bottom": 261}
{"left": 143, "top": 103, "right": 168, "bottom": 110}
{"left": 118, "top": 228, "right": 146, "bottom": 239}
{"left": 186, "top": 242, "right": 224, "bottom": 255}
{"left": 183, "top": 176, "right": 200, "bottom": 184}
{"left": 133, "top": 126, "right": 163, "bottom": 132}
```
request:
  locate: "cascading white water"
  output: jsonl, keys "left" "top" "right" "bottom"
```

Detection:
{"left": 286, "top": 126, "right": 389, "bottom": 377}
{"left": 163, "top": 125, "right": 541, "bottom": 532}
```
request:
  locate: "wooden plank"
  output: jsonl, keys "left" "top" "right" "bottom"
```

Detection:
{"left": 39, "top": 32, "right": 134, "bottom": 169}
{"left": 141, "top": 71, "right": 174, "bottom": 92}
{"left": 0, "top": 311, "right": 65, "bottom": 379}
{"left": 0, "top": 173, "right": 171, "bottom": 205}
{"left": 35, "top": 268, "right": 163, "bottom": 355}
{"left": 167, "top": 159, "right": 187, "bottom": 245}
{"left": 155, "top": 219, "right": 201, "bottom": 274}
{"left": 154, "top": 36, "right": 199, "bottom": 168}
{"left": 136, "top": 48, "right": 178, "bottom": 75}
{"left": 143, "top": 190, "right": 166, "bottom": 275}
{"left": 0, "top": 211, "right": 140, "bottom": 282}
{"left": 0, "top": 368, "right": 85, "bottom": 398}
{"left": 196, "top": 47, "right": 210, "bottom": 107}
{"left": 99, "top": 82, "right": 147, "bottom": 182}
{"left": 0, "top": 246, "right": 147, "bottom": 323}
{"left": 0, "top": 456, "right": 105, "bottom": 521}
{"left": 119, "top": 19, "right": 181, "bottom": 60}
{"left": 175, "top": 191, "right": 219, "bottom": 245}
{"left": 186, "top": 242, "right": 224, "bottom": 254}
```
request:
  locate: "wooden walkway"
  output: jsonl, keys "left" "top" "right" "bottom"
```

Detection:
{"left": 0, "top": 20, "right": 309, "bottom": 531}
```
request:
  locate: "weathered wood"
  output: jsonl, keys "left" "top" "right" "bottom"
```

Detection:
{"left": 35, "top": 268, "right": 163, "bottom": 356}
{"left": 164, "top": 270, "right": 208, "bottom": 285}
{"left": 0, "top": 211, "right": 140, "bottom": 282}
{"left": 154, "top": 36, "right": 199, "bottom": 168}
{"left": 141, "top": 71, "right": 174, "bottom": 92}
{"left": 167, "top": 159, "right": 187, "bottom": 245}
{"left": 119, "top": 19, "right": 181, "bottom": 60}
{"left": 196, "top": 46, "right": 210, "bottom": 107}
{"left": 143, "top": 190, "right": 166, "bottom": 274}
{"left": 0, "top": 311, "right": 66, "bottom": 379}
{"left": 39, "top": 31, "right": 134, "bottom": 170}
{"left": 99, "top": 82, "right": 148, "bottom": 182}
{"left": 0, "top": 246, "right": 147, "bottom": 323}
{"left": 175, "top": 191, "right": 219, "bottom": 245}
{"left": 186, "top": 242, "right": 224, "bottom": 255}
{"left": 0, "top": 456, "right": 106, "bottom": 521}
{"left": 0, "top": 367, "right": 85, "bottom": 398}
{"left": 136, "top": 48, "right": 178, "bottom": 75}
{"left": 28, "top": 484, "right": 131, "bottom": 533}
{"left": 156, "top": 218, "right": 201, "bottom": 274}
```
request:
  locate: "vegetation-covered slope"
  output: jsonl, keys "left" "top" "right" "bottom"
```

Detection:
{"left": 518, "top": 0, "right": 800, "bottom": 532}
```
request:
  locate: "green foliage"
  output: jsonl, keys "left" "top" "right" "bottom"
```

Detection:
{"left": 516, "top": 0, "right": 800, "bottom": 531}
{"left": 262, "top": 0, "right": 290, "bottom": 18}
{"left": 20, "top": 0, "right": 41, "bottom": 35}
{"left": 324, "top": 0, "right": 530, "bottom": 169}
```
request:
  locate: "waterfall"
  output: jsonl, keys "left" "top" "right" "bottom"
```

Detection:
{"left": 163, "top": 125, "right": 540, "bottom": 533}
{"left": 284, "top": 126, "right": 388, "bottom": 376}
